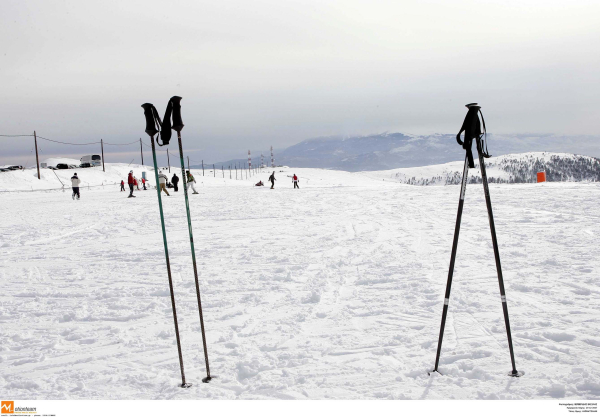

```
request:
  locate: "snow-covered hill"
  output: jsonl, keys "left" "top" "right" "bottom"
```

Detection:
{"left": 364, "top": 152, "right": 600, "bottom": 186}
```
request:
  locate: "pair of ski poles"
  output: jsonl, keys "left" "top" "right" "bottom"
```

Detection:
{"left": 430, "top": 129, "right": 522, "bottom": 377}
{"left": 144, "top": 98, "right": 211, "bottom": 387}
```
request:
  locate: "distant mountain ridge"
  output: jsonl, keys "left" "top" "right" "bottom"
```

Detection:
{"left": 201, "top": 133, "right": 600, "bottom": 172}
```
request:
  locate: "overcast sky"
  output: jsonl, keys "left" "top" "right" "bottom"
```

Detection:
{"left": 1, "top": 0, "right": 599, "bottom": 165}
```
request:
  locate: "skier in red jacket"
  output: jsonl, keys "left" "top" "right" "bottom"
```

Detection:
{"left": 127, "top": 171, "right": 136, "bottom": 198}
{"left": 292, "top": 174, "right": 299, "bottom": 189}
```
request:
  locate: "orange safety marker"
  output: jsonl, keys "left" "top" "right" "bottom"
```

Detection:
{"left": 537, "top": 171, "right": 546, "bottom": 183}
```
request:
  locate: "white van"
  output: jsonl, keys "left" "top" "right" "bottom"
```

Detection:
{"left": 80, "top": 155, "right": 102, "bottom": 167}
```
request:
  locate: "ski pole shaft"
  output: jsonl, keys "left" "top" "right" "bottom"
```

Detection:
{"left": 477, "top": 144, "right": 520, "bottom": 376}
{"left": 150, "top": 136, "right": 189, "bottom": 388}
{"left": 433, "top": 155, "right": 469, "bottom": 373}
{"left": 177, "top": 131, "right": 212, "bottom": 382}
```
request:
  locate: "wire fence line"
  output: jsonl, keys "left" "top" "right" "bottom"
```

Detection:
{"left": 1, "top": 132, "right": 266, "bottom": 181}
{"left": 1, "top": 133, "right": 264, "bottom": 166}
{"left": 1, "top": 133, "right": 151, "bottom": 147}
{"left": 36, "top": 136, "right": 100, "bottom": 146}
{"left": 0, "top": 181, "right": 121, "bottom": 194}
{"left": 103, "top": 139, "right": 143, "bottom": 146}
{"left": 1, "top": 132, "right": 158, "bottom": 169}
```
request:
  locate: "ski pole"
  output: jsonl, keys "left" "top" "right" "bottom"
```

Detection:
{"left": 477, "top": 141, "right": 522, "bottom": 377}
{"left": 431, "top": 155, "right": 469, "bottom": 375}
{"left": 171, "top": 96, "right": 212, "bottom": 383}
{"left": 150, "top": 134, "right": 191, "bottom": 388}
{"left": 431, "top": 103, "right": 521, "bottom": 377}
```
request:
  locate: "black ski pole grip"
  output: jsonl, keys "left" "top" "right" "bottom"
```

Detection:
{"left": 170, "top": 96, "right": 184, "bottom": 132}
{"left": 161, "top": 99, "right": 173, "bottom": 145}
{"left": 142, "top": 103, "right": 159, "bottom": 137}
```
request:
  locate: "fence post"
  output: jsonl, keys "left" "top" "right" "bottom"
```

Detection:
{"left": 34, "top": 131, "right": 40, "bottom": 180}
{"left": 213, "top": 164, "right": 215, "bottom": 177}
{"left": 101, "top": 138, "right": 105, "bottom": 172}
{"left": 140, "top": 138, "right": 144, "bottom": 166}
{"left": 167, "top": 148, "right": 171, "bottom": 173}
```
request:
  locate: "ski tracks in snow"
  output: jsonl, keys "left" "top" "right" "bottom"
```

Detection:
{"left": 1, "top": 172, "right": 599, "bottom": 399}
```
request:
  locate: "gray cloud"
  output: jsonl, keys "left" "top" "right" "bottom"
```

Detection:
{"left": 1, "top": 0, "right": 599, "bottom": 166}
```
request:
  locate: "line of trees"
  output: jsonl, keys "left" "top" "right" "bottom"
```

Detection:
{"left": 393, "top": 154, "right": 600, "bottom": 186}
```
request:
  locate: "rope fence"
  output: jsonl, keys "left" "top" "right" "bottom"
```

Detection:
{"left": 1, "top": 131, "right": 272, "bottom": 186}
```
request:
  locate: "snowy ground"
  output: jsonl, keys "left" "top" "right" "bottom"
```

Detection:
{"left": 1, "top": 166, "right": 599, "bottom": 400}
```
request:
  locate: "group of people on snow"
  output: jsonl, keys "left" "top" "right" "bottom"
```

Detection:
{"left": 156, "top": 170, "right": 199, "bottom": 196}
{"left": 120, "top": 173, "right": 146, "bottom": 196}
{"left": 119, "top": 175, "right": 146, "bottom": 192}
{"left": 259, "top": 172, "right": 299, "bottom": 189}
{"left": 121, "top": 170, "right": 199, "bottom": 198}
{"left": 74, "top": 169, "right": 301, "bottom": 201}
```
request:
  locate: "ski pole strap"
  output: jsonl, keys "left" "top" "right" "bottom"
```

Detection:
{"left": 478, "top": 109, "right": 491, "bottom": 157}
{"left": 479, "top": 109, "right": 486, "bottom": 135}
{"left": 444, "top": 298, "right": 449, "bottom": 305}
{"left": 456, "top": 129, "right": 464, "bottom": 146}
{"left": 501, "top": 295, "right": 506, "bottom": 303}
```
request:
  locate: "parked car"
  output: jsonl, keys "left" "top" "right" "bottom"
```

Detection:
{"left": 79, "top": 162, "right": 92, "bottom": 168}
{"left": 55, "top": 163, "right": 69, "bottom": 170}
{"left": 0, "top": 165, "right": 23, "bottom": 172}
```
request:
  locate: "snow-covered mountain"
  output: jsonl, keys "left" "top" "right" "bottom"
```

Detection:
{"left": 275, "top": 133, "right": 458, "bottom": 171}
{"left": 274, "top": 133, "right": 600, "bottom": 172}
{"left": 364, "top": 152, "right": 600, "bottom": 185}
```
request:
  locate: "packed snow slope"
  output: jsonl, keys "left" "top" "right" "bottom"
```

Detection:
{"left": 1, "top": 166, "right": 599, "bottom": 400}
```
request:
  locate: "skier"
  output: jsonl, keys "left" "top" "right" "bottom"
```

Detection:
{"left": 120, "top": 180, "right": 125, "bottom": 192}
{"left": 186, "top": 170, "right": 199, "bottom": 194}
{"left": 268, "top": 171, "right": 276, "bottom": 189}
{"left": 71, "top": 173, "right": 81, "bottom": 200}
{"left": 292, "top": 173, "right": 299, "bottom": 189}
{"left": 158, "top": 171, "right": 170, "bottom": 196}
{"left": 142, "top": 177, "right": 147, "bottom": 190}
{"left": 127, "top": 170, "right": 136, "bottom": 198}
{"left": 134, "top": 177, "right": 140, "bottom": 191}
{"left": 172, "top": 173, "right": 179, "bottom": 192}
